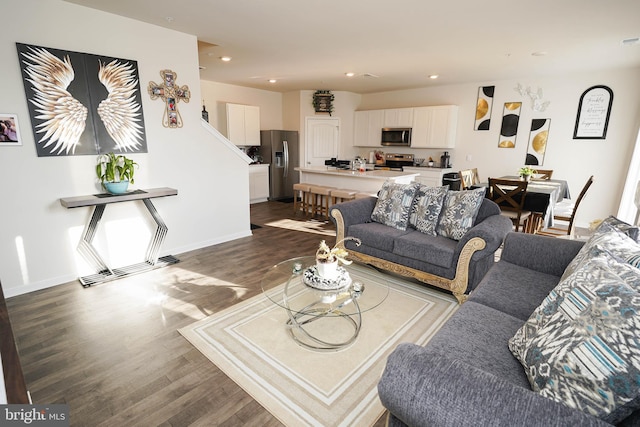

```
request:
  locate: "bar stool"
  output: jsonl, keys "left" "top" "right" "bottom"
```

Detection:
{"left": 308, "top": 185, "right": 334, "bottom": 218}
{"left": 330, "top": 189, "right": 357, "bottom": 205}
{"left": 355, "top": 192, "right": 376, "bottom": 199}
{"left": 293, "top": 183, "right": 311, "bottom": 216}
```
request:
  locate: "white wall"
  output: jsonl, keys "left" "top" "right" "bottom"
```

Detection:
{"left": 294, "top": 90, "right": 362, "bottom": 167}
{"left": 0, "top": 0, "right": 252, "bottom": 296}
{"left": 200, "top": 80, "right": 282, "bottom": 136}
{"left": 358, "top": 69, "right": 640, "bottom": 227}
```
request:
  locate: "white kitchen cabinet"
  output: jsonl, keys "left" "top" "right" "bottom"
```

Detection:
{"left": 411, "top": 106, "right": 458, "bottom": 148}
{"left": 383, "top": 108, "right": 414, "bottom": 128}
{"left": 249, "top": 164, "right": 270, "bottom": 203}
{"left": 404, "top": 167, "right": 453, "bottom": 187}
{"left": 226, "top": 103, "right": 261, "bottom": 146}
{"left": 353, "top": 110, "right": 384, "bottom": 147}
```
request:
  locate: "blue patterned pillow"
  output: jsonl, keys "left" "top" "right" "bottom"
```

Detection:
{"left": 626, "top": 253, "right": 640, "bottom": 269}
{"left": 509, "top": 249, "right": 640, "bottom": 424}
{"left": 435, "top": 188, "right": 485, "bottom": 240}
{"left": 370, "top": 181, "right": 419, "bottom": 230}
{"left": 596, "top": 216, "right": 640, "bottom": 242}
{"left": 562, "top": 220, "right": 640, "bottom": 282}
{"left": 408, "top": 185, "right": 448, "bottom": 236}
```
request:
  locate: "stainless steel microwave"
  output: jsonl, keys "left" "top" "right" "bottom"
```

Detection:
{"left": 381, "top": 127, "right": 412, "bottom": 146}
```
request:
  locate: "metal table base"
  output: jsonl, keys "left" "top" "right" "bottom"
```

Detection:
{"left": 60, "top": 188, "right": 179, "bottom": 287}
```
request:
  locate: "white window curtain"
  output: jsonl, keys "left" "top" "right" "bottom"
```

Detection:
{"left": 617, "top": 127, "right": 640, "bottom": 225}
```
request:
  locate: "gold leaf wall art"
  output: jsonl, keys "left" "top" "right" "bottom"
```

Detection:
{"left": 525, "top": 119, "right": 551, "bottom": 166}
{"left": 498, "top": 102, "right": 521, "bottom": 148}
{"left": 474, "top": 86, "right": 494, "bottom": 130}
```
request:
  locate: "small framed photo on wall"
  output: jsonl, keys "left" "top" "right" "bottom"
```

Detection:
{"left": 0, "top": 114, "right": 21, "bottom": 146}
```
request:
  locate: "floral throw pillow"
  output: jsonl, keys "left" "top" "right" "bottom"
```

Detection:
{"left": 408, "top": 185, "right": 448, "bottom": 236}
{"left": 435, "top": 188, "right": 485, "bottom": 240}
{"left": 508, "top": 249, "right": 640, "bottom": 424}
{"left": 370, "top": 181, "right": 419, "bottom": 230}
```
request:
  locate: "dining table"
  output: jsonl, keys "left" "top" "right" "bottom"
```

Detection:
{"left": 474, "top": 176, "right": 571, "bottom": 229}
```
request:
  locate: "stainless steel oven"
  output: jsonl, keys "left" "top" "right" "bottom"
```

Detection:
{"left": 373, "top": 153, "right": 414, "bottom": 171}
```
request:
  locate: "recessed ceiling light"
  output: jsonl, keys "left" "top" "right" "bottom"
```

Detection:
{"left": 268, "top": 79, "right": 277, "bottom": 83}
{"left": 220, "top": 56, "right": 232, "bottom": 62}
{"left": 531, "top": 51, "right": 548, "bottom": 56}
{"left": 345, "top": 72, "right": 355, "bottom": 77}
{"left": 428, "top": 74, "right": 439, "bottom": 79}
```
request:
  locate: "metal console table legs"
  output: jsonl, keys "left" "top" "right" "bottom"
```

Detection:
{"left": 60, "top": 187, "right": 179, "bottom": 287}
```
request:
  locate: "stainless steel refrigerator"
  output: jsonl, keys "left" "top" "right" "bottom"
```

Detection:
{"left": 260, "top": 130, "right": 300, "bottom": 201}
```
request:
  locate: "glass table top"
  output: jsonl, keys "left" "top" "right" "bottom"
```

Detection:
{"left": 261, "top": 256, "right": 389, "bottom": 317}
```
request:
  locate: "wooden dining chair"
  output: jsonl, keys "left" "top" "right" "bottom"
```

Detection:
{"left": 538, "top": 175, "right": 594, "bottom": 236}
{"left": 459, "top": 168, "right": 480, "bottom": 190}
{"left": 488, "top": 178, "right": 532, "bottom": 232}
{"left": 534, "top": 169, "right": 553, "bottom": 180}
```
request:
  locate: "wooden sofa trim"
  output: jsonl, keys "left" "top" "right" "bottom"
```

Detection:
{"left": 332, "top": 209, "right": 486, "bottom": 304}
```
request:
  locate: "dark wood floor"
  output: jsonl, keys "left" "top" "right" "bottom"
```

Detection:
{"left": 6, "top": 201, "right": 387, "bottom": 426}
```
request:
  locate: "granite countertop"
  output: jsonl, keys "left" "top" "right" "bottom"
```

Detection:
{"left": 405, "top": 165, "right": 452, "bottom": 169}
{"left": 295, "top": 166, "right": 419, "bottom": 179}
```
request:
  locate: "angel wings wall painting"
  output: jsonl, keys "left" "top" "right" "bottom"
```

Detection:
{"left": 16, "top": 43, "right": 148, "bottom": 157}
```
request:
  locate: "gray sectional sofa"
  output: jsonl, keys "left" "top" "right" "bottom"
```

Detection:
{"left": 378, "top": 226, "right": 640, "bottom": 426}
{"left": 331, "top": 195, "right": 512, "bottom": 303}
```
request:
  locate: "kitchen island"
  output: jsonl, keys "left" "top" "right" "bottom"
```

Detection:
{"left": 296, "top": 166, "right": 419, "bottom": 194}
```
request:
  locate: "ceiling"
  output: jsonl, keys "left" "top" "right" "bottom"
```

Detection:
{"left": 64, "top": 0, "right": 640, "bottom": 94}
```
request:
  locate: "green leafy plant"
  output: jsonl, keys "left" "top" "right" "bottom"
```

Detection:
{"left": 96, "top": 152, "right": 138, "bottom": 188}
{"left": 518, "top": 166, "right": 536, "bottom": 177}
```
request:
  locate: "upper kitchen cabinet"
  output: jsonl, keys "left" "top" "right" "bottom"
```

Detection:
{"left": 353, "top": 109, "right": 384, "bottom": 147}
{"left": 411, "top": 105, "right": 458, "bottom": 148}
{"left": 226, "top": 103, "right": 261, "bottom": 146}
{"left": 383, "top": 108, "right": 414, "bottom": 128}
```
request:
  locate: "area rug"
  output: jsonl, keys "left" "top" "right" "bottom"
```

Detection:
{"left": 264, "top": 218, "right": 334, "bottom": 236}
{"left": 179, "top": 264, "right": 458, "bottom": 426}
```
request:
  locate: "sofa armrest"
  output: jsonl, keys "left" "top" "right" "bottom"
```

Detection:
{"left": 457, "top": 214, "right": 512, "bottom": 261}
{"left": 501, "top": 232, "right": 585, "bottom": 277}
{"left": 378, "top": 343, "right": 611, "bottom": 427}
{"left": 330, "top": 197, "right": 377, "bottom": 231}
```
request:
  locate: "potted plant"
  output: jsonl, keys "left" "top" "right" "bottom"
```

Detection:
{"left": 518, "top": 166, "right": 536, "bottom": 181}
{"left": 315, "top": 237, "right": 361, "bottom": 280}
{"left": 96, "top": 152, "right": 138, "bottom": 194}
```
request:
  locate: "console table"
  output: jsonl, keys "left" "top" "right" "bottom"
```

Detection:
{"left": 60, "top": 187, "right": 179, "bottom": 287}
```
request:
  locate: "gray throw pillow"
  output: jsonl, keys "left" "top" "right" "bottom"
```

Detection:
{"left": 435, "top": 188, "right": 485, "bottom": 240}
{"left": 408, "top": 185, "right": 448, "bottom": 236}
{"left": 509, "top": 247, "right": 640, "bottom": 424}
{"left": 561, "top": 217, "right": 640, "bottom": 282}
{"left": 371, "top": 181, "right": 419, "bottom": 231}
{"left": 596, "top": 216, "right": 640, "bottom": 242}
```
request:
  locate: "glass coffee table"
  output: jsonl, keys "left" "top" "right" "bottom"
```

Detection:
{"left": 261, "top": 256, "right": 389, "bottom": 351}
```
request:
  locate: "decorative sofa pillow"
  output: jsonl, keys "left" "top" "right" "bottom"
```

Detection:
{"left": 561, "top": 217, "right": 640, "bottom": 282}
{"left": 370, "top": 181, "right": 419, "bottom": 231}
{"left": 435, "top": 188, "right": 485, "bottom": 240}
{"left": 596, "top": 215, "right": 640, "bottom": 242}
{"left": 508, "top": 248, "right": 640, "bottom": 424}
{"left": 408, "top": 185, "right": 449, "bottom": 236}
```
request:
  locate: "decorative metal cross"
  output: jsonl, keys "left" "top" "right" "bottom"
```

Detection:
{"left": 148, "top": 69, "right": 190, "bottom": 128}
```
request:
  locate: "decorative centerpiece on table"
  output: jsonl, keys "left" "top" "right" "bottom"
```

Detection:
{"left": 303, "top": 238, "right": 361, "bottom": 290}
{"left": 518, "top": 166, "right": 536, "bottom": 182}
